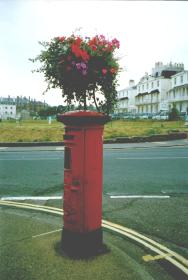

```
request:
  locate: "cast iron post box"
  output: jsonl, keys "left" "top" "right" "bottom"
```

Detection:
{"left": 59, "top": 111, "right": 109, "bottom": 258}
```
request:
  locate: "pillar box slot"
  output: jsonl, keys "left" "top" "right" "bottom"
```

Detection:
{"left": 64, "top": 147, "right": 71, "bottom": 170}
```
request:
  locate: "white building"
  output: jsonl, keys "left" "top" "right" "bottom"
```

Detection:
{"left": 116, "top": 80, "right": 137, "bottom": 113}
{"left": 135, "top": 73, "right": 171, "bottom": 113}
{"left": 117, "top": 62, "right": 187, "bottom": 114}
{"left": 166, "top": 70, "right": 188, "bottom": 113}
{"left": 0, "top": 104, "right": 16, "bottom": 120}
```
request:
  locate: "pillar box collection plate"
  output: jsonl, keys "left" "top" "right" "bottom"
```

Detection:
{"left": 58, "top": 111, "right": 110, "bottom": 258}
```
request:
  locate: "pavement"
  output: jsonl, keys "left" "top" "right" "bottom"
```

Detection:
{"left": 104, "top": 138, "right": 188, "bottom": 149}
{"left": 0, "top": 139, "right": 188, "bottom": 152}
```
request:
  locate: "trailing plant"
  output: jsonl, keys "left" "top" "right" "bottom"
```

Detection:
{"left": 30, "top": 34, "right": 121, "bottom": 114}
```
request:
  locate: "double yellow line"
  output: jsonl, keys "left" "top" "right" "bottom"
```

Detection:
{"left": 1, "top": 200, "right": 188, "bottom": 276}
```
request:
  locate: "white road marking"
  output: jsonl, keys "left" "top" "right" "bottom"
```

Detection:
{"left": 0, "top": 147, "right": 8, "bottom": 150}
{"left": 152, "top": 142, "right": 167, "bottom": 144}
{"left": 0, "top": 196, "right": 62, "bottom": 201}
{"left": 56, "top": 147, "right": 64, "bottom": 150}
{"left": 0, "top": 157, "right": 62, "bottom": 161}
{"left": 32, "top": 229, "right": 62, "bottom": 238}
{"left": 117, "top": 156, "right": 188, "bottom": 160}
{"left": 110, "top": 195, "right": 170, "bottom": 199}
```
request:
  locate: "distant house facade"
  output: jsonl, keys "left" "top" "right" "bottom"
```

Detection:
{"left": 0, "top": 96, "right": 48, "bottom": 120}
{"left": 166, "top": 70, "right": 188, "bottom": 113}
{"left": 0, "top": 104, "right": 16, "bottom": 120}
{"left": 116, "top": 80, "right": 137, "bottom": 113}
{"left": 117, "top": 62, "right": 188, "bottom": 114}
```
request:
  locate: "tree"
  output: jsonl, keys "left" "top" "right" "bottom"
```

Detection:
{"left": 169, "top": 105, "right": 180, "bottom": 120}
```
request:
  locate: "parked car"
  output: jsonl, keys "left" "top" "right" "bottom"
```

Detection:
{"left": 139, "top": 113, "right": 152, "bottom": 119}
{"left": 179, "top": 111, "right": 187, "bottom": 120}
{"left": 152, "top": 111, "right": 169, "bottom": 120}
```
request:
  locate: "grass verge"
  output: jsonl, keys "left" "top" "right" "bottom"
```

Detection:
{"left": 0, "top": 208, "right": 177, "bottom": 280}
{"left": 0, "top": 119, "right": 187, "bottom": 142}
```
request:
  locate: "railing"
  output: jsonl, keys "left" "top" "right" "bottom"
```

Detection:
{"left": 166, "top": 95, "right": 188, "bottom": 102}
{"left": 135, "top": 99, "right": 159, "bottom": 105}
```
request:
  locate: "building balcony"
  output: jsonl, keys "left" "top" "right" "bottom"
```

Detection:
{"left": 166, "top": 96, "right": 188, "bottom": 102}
{"left": 135, "top": 99, "right": 159, "bottom": 105}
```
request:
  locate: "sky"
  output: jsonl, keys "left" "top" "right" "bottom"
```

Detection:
{"left": 0, "top": 0, "right": 188, "bottom": 106}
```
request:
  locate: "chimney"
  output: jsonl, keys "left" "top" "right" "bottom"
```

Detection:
{"left": 129, "top": 80, "right": 135, "bottom": 87}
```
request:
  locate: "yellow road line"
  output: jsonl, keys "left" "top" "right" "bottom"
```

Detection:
{"left": 1, "top": 200, "right": 188, "bottom": 275}
{"left": 0, "top": 200, "right": 63, "bottom": 212}
{"left": 0, "top": 200, "right": 63, "bottom": 215}
{"left": 103, "top": 223, "right": 188, "bottom": 275}
{"left": 143, "top": 254, "right": 172, "bottom": 262}
{"left": 102, "top": 219, "right": 188, "bottom": 268}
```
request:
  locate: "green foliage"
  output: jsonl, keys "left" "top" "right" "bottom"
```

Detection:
{"left": 30, "top": 34, "right": 121, "bottom": 114}
{"left": 38, "top": 105, "right": 67, "bottom": 118}
{"left": 169, "top": 106, "right": 180, "bottom": 120}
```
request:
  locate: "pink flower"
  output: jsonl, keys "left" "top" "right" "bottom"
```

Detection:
{"left": 82, "top": 69, "right": 87, "bottom": 75}
{"left": 76, "top": 63, "right": 81, "bottom": 70}
{"left": 102, "top": 68, "right": 107, "bottom": 75}
{"left": 112, "top": 38, "right": 120, "bottom": 49}
{"left": 80, "top": 62, "right": 87, "bottom": 69}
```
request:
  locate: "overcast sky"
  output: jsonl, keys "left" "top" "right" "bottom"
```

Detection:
{"left": 0, "top": 0, "right": 188, "bottom": 106}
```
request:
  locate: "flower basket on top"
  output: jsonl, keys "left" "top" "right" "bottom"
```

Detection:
{"left": 30, "top": 34, "right": 120, "bottom": 114}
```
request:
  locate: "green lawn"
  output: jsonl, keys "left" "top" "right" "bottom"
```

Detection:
{"left": 0, "top": 208, "right": 178, "bottom": 280}
{"left": 0, "top": 119, "right": 187, "bottom": 142}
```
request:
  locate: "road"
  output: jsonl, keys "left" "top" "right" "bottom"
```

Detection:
{"left": 0, "top": 142, "right": 188, "bottom": 262}
{"left": 0, "top": 142, "right": 188, "bottom": 197}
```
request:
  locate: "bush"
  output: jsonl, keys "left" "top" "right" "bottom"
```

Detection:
{"left": 168, "top": 107, "right": 180, "bottom": 121}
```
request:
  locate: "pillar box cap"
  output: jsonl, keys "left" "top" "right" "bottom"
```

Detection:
{"left": 58, "top": 110, "right": 110, "bottom": 126}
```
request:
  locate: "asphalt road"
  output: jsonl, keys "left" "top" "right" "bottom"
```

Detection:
{"left": 1, "top": 142, "right": 188, "bottom": 268}
{"left": 0, "top": 142, "right": 188, "bottom": 197}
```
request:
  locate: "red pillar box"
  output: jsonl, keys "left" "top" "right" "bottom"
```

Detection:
{"left": 59, "top": 111, "right": 109, "bottom": 258}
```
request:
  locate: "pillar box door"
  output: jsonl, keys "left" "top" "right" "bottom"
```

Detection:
{"left": 58, "top": 111, "right": 109, "bottom": 258}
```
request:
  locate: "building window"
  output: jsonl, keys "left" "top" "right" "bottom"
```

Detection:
{"left": 151, "top": 82, "right": 154, "bottom": 88}
{"left": 157, "top": 80, "right": 160, "bottom": 87}
{"left": 180, "top": 76, "right": 183, "bottom": 83}
{"left": 142, "top": 85, "right": 144, "bottom": 91}
{"left": 174, "top": 77, "right": 176, "bottom": 85}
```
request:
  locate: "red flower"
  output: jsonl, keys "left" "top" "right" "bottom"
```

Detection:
{"left": 88, "top": 37, "right": 97, "bottom": 46}
{"left": 80, "top": 49, "right": 90, "bottom": 61}
{"left": 104, "top": 44, "right": 113, "bottom": 53}
{"left": 110, "top": 68, "right": 117, "bottom": 74}
{"left": 75, "top": 37, "right": 82, "bottom": 46}
{"left": 71, "top": 44, "right": 81, "bottom": 58}
{"left": 102, "top": 68, "right": 107, "bottom": 75}
{"left": 90, "top": 45, "right": 97, "bottom": 51}
{"left": 59, "top": 36, "right": 65, "bottom": 42}
{"left": 71, "top": 44, "right": 89, "bottom": 61}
